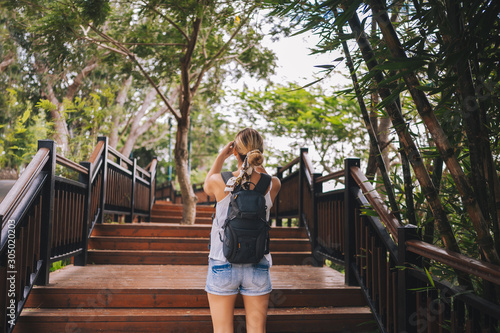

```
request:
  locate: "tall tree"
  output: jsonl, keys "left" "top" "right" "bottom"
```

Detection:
{"left": 236, "top": 83, "right": 364, "bottom": 173}
{"left": 5, "top": 0, "right": 277, "bottom": 224}
{"left": 267, "top": 0, "right": 500, "bottom": 282}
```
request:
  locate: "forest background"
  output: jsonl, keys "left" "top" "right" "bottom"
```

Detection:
{"left": 1, "top": 0, "right": 499, "bottom": 301}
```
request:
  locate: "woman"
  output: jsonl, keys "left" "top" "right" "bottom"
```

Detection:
{"left": 203, "top": 128, "right": 281, "bottom": 333}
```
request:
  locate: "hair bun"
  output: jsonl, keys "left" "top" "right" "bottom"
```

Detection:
{"left": 246, "top": 149, "right": 263, "bottom": 166}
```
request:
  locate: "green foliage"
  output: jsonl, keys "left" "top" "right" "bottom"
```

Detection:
{"left": 189, "top": 101, "right": 233, "bottom": 184}
{"left": 50, "top": 258, "right": 71, "bottom": 272}
{"left": 267, "top": 0, "right": 500, "bottom": 307}
{"left": 0, "top": 88, "right": 51, "bottom": 171}
{"left": 235, "top": 83, "right": 364, "bottom": 173}
{"left": 77, "top": 0, "right": 110, "bottom": 26}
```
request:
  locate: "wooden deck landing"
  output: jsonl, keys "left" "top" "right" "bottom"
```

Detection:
{"left": 36, "top": 264, "right": 349, "bottom": 290}
{"left": 25, "top": 264, "right": 366, "bottom": 310}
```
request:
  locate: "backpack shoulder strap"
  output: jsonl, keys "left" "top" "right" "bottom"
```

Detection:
{"left": 254, "top": 173, "right": 272, "bottom": 195}
{"left": 221, "top": 171, "right": 233, "bottom": 184}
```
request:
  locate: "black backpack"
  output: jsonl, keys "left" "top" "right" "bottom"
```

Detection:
{"left": 220, "top": 171, "right": 272, "bottom": 264}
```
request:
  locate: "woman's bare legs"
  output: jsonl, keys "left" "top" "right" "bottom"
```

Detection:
{"left": 207, "top": 293, "right": 238, "bottom": 333}
{"left": 242, "top": 293, "right": 270, "bottom": 333}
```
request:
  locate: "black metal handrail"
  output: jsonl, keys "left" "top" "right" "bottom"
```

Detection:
{"left": 0, "top": 138, "right": 157, "bottom": 333}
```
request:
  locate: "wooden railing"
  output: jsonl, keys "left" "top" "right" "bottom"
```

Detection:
{"left": 156, "top": 181, "right": 214, "bottom": 205}
{"left": 0, "top": 137, "right": 157, "bottom": 333}
{"left": 271, "top": 150, "right": 500, "bottom": 332}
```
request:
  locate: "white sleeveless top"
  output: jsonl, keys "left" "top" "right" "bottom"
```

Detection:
{"left": 208, "top": 180, "right": 273, "bottom": 266}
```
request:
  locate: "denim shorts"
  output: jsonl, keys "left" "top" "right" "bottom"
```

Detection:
{"left": 205, "top": 257, "right": 272, "bottom": 296}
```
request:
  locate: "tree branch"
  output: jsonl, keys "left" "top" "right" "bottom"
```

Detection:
{"left": 89, "top": 39, "right": 187, "bottom": 47}
{"left": 65, "top": 58, "right": 98, "bottom": 101}
{"left": 146, "top": 4, "right": 190, "bottom": 41}
{"left": 85, "top": 23, "right": 182, "bottom": 120}
{"left": 179, "top": 17, "right": 203, "bottom": 117}
{"left": 191, "top": 6, "right": 257, "bottom": 95}
{"left": 0, "top": 53, "right": 15, "bottom": 73}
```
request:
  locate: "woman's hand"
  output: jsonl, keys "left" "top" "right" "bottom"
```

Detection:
{"left": 219, "top": 141, "right": 234, "bottom": 161}
{"left": 204, "top": 141, "right": 234, "bottom": 196}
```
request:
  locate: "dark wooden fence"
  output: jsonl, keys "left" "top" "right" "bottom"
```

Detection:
{"left": 0, "top": 137, "right": 157, "bottom": 333}
{"left": 271, "top": 148, "right": 500, "bottom": 333}
{"left": 156, "top": 181, "right": 214, "bottom": 205}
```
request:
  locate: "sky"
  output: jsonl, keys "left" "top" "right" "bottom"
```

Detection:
{"left": 262, "top": 33, "right": 350, "bottom": 89}
{"left": 220, "top": 30, "right": 351, "bottom": 165}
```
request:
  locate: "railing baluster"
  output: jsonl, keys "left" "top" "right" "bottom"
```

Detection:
{"left": 75, "top": 161, "right": 91, "bottom": 266}
{"left": 344, "top": 158, "right": 360, "bottom": 286}
{"left": 275, "top": 166, "right": 283, "bottom": 227}
{"left": 397, "top": 224, "right": 420, "bottom": 333}
{"left": 128, "top": 158, "right": 136, "bottom": 223}
{"left": 37, "top": 140, "right": 56, "bottom": 286}
{"left": 98, "top": 136, "right": 108, "bottom": 225}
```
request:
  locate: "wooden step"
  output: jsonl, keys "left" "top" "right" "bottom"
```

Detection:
{"left": 19, "top": 265, "right": 374, "bottom": 332}
{"left": 150, "top": 210, "right": 213, "bottom": 218}
{"left": 153, "top": 203, "right": 214, "bottom": 213}
{"left": 150, "top": 215, "right": 212, "bottom": 224}
{"left": 92, "top": 223, "right": 308, "bottom": 239}
{"left": 89, "top": 236, "right": 311, "bottom": 252}
{"left": 25, "top": 288, "right": 362, "bottom": 309}
{"left": 15, "top": 307, "right": 375, "bottom": 333}
{"left": 24, "top": 265, "right": 365, "bottom": 309}
{"left": 152, "top": 206, "right": 213, "bottom": 214}
{"left": 87, "top": 249, "right": 313, "bottom": 265}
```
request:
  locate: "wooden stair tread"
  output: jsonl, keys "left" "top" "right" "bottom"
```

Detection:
{"left": 88, "top": 249, "right": 311, "bottom": 255}
{"left": 20, "top": 306, "right": 373, "bottom": 320}
{"left": 92, "top": 223, "right": 308, "bottom": 238}
{"left": 33, "top": 265, "right": 350, "bottom": 289}
{"left": 90, "top": 236, "right": 309, "bottom": 242}
{"left": 26, "top": 264, "right": 366, "bottom": 308}
{"left": 89, "top": 236, "right": 310, "bottom": 252}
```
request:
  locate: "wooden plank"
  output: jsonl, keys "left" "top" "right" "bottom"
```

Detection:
{"left": 150, "top": 216, "right": 212, "bottom": 224}
{"left": 91, "top": 223, "right": 308, "bottom": 239}
{"left": 89, "top": 236, "right": 311, "bottom": 252}
{"left": 25, "top": 288, "right": 366, "bottom": 309}
{"left": 16, "top": 307, "right": 375, "bottom": 333}
{"left": 87, "top": 250, "right": 314, "bottom": 265}
{"left": 30, "top": 265, "right": 349, "bottom": 290}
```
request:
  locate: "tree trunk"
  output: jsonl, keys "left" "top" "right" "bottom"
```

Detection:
{"left": 44, "top": 84, "right": 71, "bottom": 155}
{"left": 337, "top": 26, "right": 401, "bottom": 223}
{"left": 109, "top": 75, "right": 132, "bottom": 149}
{"left": 0, "top": 53, "right": 15, "bottom": 73}
{"left": 369, "top": 0, "right": 500, "bottom": 266}
{"left": 120, "top": 87, "right": 157, "bottom": 158}
{"left": 423, "top": 157, "right": 443, "bottom": 245}
{"left": 175, "top": 118, "right": 197, "bottom": 224}
{"left": 346, "top": 11, "right": 470, "bottom": 283}
{"left": 170, "top": 18, "right": 202, "bottom": 225}
{"left": 444, "top": 0, "right": 500, "bottom": 257}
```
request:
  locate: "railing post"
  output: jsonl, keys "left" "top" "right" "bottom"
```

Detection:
{"left": 298, "top": 148, "right": 308, "bottom": 227}
{"left": 398, "top": 224, "right": 420, "bottom": 333}
{"left": 37, "top": 140, "right": 56, "bottom": 286}
{"left": 344, "top": 158, "right": 360, "bottom": 286}
{"left": 148, "top": 157, "right": 157, "bottom": 223}
{"left": 74, "top": 161, "right": 91, "bottom": 266}
{"left": 97, "top": 136, "right": 108, "bottom": 224}
{"left": 127, "top": 158, "right": 137, "bottom": 223}
{"left": 275, "top": 166, "right": 283, "bottom": 227}
{"left": 312, "top": 172, "right": 323, "bottom": 267}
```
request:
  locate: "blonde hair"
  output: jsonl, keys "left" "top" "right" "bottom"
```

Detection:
{"left": 234, "top": 128, "right": 264, "bottom": 166}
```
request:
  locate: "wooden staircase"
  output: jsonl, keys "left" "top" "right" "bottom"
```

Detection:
{"left": 15, "top": 202, "right": 376, "bottom": 332}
